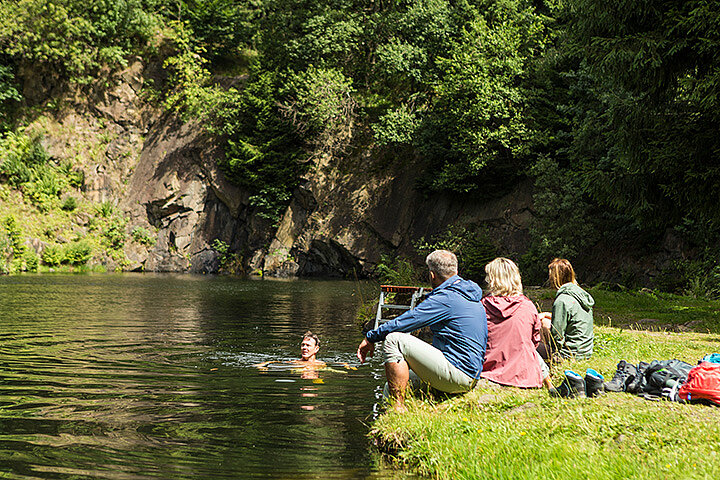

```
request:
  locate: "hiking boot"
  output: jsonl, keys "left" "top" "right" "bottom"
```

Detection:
{"left": 550, "top": 370, "right": 586, "bottom": 398}
{"left": 604, "top": 360, "right": 638, "bottom": 392}
{"left": 626, "top": 361, "right": 649, "bottom": 394}
{"left": 585, "top": 369, "right": 605, "bottom": 397}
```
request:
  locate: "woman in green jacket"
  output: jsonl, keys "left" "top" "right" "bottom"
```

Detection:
{"left": 538, "top": 258, "right": 595, "bottom": 360}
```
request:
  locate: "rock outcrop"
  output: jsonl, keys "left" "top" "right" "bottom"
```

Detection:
{"left": 15, "top": 58, "right": 702, "bottom": 283}
{"left": 121, "top": 113, "right": 273, "bottom": 274}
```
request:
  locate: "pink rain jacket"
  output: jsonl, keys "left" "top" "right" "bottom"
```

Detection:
{"left": 480, "top": 295, "right": 543, "bottom": 388}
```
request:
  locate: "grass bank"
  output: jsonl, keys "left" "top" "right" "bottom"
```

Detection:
{"left": 370, "top": 288, "right": 720, "bottom": 479}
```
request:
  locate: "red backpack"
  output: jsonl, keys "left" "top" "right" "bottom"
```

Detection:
{"left": 678, "top": 362, "right": 720, "bottom": 405}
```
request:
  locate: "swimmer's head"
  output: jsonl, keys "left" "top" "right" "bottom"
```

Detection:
{"left": 300, "top": 331, "right": 320, "bottom": 361}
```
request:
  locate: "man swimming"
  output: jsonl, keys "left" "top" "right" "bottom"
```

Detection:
{"left": 298, "top": 331, "right": 324, "bottom": 365}
{"left": 254, "top": 331, "right": 326, "bottom": 370}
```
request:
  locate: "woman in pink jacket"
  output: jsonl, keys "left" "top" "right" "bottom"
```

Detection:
{"left": 481, "top": 257, "right": 553, "bottom": 389}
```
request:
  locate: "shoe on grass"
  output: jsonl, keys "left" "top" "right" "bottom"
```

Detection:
{"left": 604, "top": 360, "right": 638, "bottom": 392}
{"left": 626, "top": 361, "right": 649, "bottom": 394}
{"left": 585, "top": 369, "right": 605, "bottom": 397}
{"left": 550, "top": 370, "right": 586, "bottom": 398}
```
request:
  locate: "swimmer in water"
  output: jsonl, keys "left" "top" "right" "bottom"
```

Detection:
{"left": 298, "top": 331, "right": 325, "bottom": 366}
{"left": 255, "top": 331, "right": 326, "bottom": 371}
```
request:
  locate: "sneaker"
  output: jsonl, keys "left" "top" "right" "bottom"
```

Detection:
{"left": 550, "top": 370, "right": 586, "bottom": 398}
{"left": 585, "top": 369, "right": 605, "bottom": 397}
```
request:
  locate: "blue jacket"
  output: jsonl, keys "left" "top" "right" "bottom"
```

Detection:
{"left": 366, "top": 275, "right": 488, "bottom": 379}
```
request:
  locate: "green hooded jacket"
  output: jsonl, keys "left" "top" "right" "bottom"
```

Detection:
{"left": 550, "top": 283, "right": 595, "bottom": 359}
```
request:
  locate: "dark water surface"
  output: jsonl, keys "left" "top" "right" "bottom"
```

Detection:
{"left": 0, "top": 274, "right": 411, "bottom": 479}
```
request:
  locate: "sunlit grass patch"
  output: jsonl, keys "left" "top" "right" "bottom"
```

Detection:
{"left": 590, "top": 289, "right": 720, "bottom": 334}
{"left": 371, "top": 295, "right": 720, "bottom": 479}
{"left": 374, "top": 380, "right": 720, "bottom": 479}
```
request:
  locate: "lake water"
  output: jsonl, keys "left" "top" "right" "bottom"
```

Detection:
{"left": 0, "top": 274, "right": 414, "bottom": 479}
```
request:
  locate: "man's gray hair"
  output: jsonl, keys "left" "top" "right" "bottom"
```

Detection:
{"left": 425, "top": 250, "right": 458, "bottom": 279}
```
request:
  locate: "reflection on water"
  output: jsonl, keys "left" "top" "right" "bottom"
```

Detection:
{"left": 0, "top": 274, "right": 416, "bottom": 480}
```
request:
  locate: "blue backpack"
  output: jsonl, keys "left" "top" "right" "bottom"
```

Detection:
{"left": 701, "top": 353, "right": 720, "bottom": 364}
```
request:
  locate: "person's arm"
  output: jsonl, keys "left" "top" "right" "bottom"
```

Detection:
{"left": 550, "top": 297, "right": 569, "bottom": 348}
{"left": 531, "top": 306, "right": 541, "bottom": 348}
{"left": 366, "top": 294, "right": 450, "bottom": 343}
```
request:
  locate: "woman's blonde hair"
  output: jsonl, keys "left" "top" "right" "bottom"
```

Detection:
{"left": 485, "top": 257, "right": 523, "bottom": 296}
{"left": 548, "top": 258, "right": 577, "bottom": 289}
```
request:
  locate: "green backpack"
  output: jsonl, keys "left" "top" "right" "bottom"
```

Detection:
{"left": 642, "top": 359, "right": 694, "bottom": 400}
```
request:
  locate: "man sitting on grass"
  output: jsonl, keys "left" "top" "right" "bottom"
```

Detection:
{"left": 357, "top": 250, "right": 488, "bottom": 411}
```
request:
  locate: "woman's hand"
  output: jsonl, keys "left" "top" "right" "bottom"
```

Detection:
{"left": 539, "top": 312, "right": 552, "bottom": 330}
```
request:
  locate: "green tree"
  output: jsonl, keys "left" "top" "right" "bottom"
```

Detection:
{"left": 178, "top": 0, "right": 261, "bottom": 65}
{"left": 565, "top": 0, "right": 720, "bottom": 230}
{"left": 215, "top": 67, "right": 304, "bottom": 221}
{"left": 418, "top": 4, "right": 548, "bottom": 193}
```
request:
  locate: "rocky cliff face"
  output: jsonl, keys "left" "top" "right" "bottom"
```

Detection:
{"left": 260, "top": 151, "right": 534, "bottom": 278}
{"left": 122, "top": 117, "right": 534, "bottom": 277}
{"left": 28, "top": 60, "right": 535, "bottom": 277}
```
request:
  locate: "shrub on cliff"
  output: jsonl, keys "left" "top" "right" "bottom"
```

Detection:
{"left": 41, "top": 244, "right": 63, "bottom": 266}
{"left": 63, "top": 240, "right": 92, "bottom": 265}
{"left": 22, "top": 248, "right": 38, "bottom": 272}
{"left": 131, "top": 226, "right": 155, "bottom": 247}
{"left": 0, "top": 130, "right": 81, "bottom": 211}
{"left": 0, "top": 0, "right": 163, "bottom": 83}
{"left": 39, "top": 241, "right": 93, "bottom": 267}
{"left": 0, "top": 64, "right": 20, "bottom": 128}
{"left": 101, "top": 217, "right": 127, "bottom": 251}
{"left": 0, "top": 130, "right": 48, "bottom": 186}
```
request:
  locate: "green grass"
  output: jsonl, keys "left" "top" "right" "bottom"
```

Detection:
{"left": 371, "top": 290, "right": 720, "bottom": 479}
{"left": 525, "top": 287, "right": 720, "bottom": 334}
{"left": 589, "top": 288, "right": 720, "bottom": 334}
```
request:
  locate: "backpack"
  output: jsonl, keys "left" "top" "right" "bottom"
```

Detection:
{"left": 642, "top": 359, "right": 694, "bottom": 400}
{"left": 679, "top": 362, "right": 720, "bottom": 406}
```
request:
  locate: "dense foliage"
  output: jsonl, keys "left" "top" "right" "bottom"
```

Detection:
{"left": 1, "top": 0, "right": 720, "bottom": 291}
{"left": 0, "top": 0, "right": 164, "bottom": 80}
{"left": 524, "top": 0, "right": 720, "bottom": 289}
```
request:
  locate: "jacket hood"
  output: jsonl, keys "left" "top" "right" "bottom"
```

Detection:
{"left": 441, "top": 276, "right": 482, "bottom": 302}
{"left": 482, "top": 295, "right": 526, "bottom": 320}
{"left": 557, "top": 283, "right": 595, "bottom": 310}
